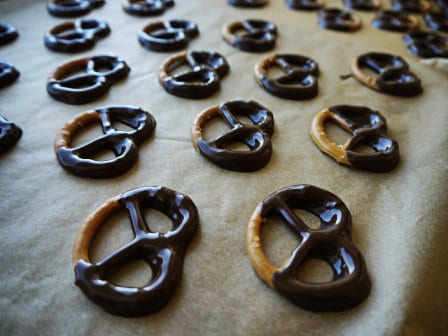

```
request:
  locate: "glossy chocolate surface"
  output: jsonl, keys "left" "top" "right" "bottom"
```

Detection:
{"left": 392, "top": 0, "right": 430, "bottom": 13}
{"left": 0, "top": 23, "right": 18, "bottom": 46}
{"left": 425, "top": 12, "right": 448, "bottom": 33}
{"left": 47, "top": 54, "right": 130, "bottom": 104}
{"left": 318, "top": 8, "right": 362, "bottom": 31}
{"left": 224, "top": 20, "right": 277, "bottom": 53}
{"left": 0, "top": 62, "right": 19, "bottom": 89}
{"left": 403, "top": 30, "right": 448, "bottom": 58}
{"left": 256, "top": 54, "right": 320, "bottom": 100}
{"left": 47, "top": 0, "right": 105, "bottom": 18}
{"left": 259, "top": 184, "right": 370, "bottom": 311}
{"left": 139, "top": 20, "right": 199, "bottom": 52}
{"left": 228, "top": 0, "right": 268, "bottom": 7}
{"left": 194, "top": 100, "right": 274, "bottom": 172}
{"left": 0, "top": 116, "right": 22, "bottom": 155}
{"left": 74, "top": 186, "right": 198, "bottom": 316}
{"left": 56, "top": 106, "right": 155, "bottom": 178}
{"left": 372, "top": 10, "right": 418, "bottom": 32}
{"left": 343, "top": 0, "right": 379, "bottom": 11}
{"left": 123, "top": 0, "right": 174, "bottom": 17}
{"left": 286, "top": 0, "right": 324, "bottom": 10}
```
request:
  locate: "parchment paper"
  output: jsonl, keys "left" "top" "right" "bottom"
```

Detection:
{"left": 1, "top": 1, "right": 447, "bottom": 335}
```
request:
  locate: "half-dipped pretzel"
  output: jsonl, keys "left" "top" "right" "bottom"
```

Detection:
{"left": 0, "top": 116, "right": 22, "bottom": 155}
{"left": 44, "top": 18, "right": 110, "bottom": 53}
{"left": 47, "top": 0, "right": 105, "bottom": 18}
{"left": 138, "top": 20, "right": 199, "bottom": 52}
{"left": 372, "top": 10, "right": 420, "bottom": 32}
{"left": 247, "top": 184, "right": 371, "bottom": 311}
{"left": 47, "top": 54, "right": 130, "bottom": 104}
{"left": 391, "top": 0, "right": 431, "bottom": 13}
{"left": 222, "top": 20, "right": 277, "bottom": 53}
{"left": 318, "top": 8, "right": 362, "bottom": 32}
{"left": 0, "top": 23, "right": 18, "bottom": 46}
{"left": 54, "top": 106, "right": 155, "bottom": 178}
{"left": 286, "top": 0, "right": 324, "bottom": 11}
{"left": 254, "top": 54, "right": 320, "bottom": 100}
{"left": 0, "top": 62, "right": 19, "bottom": 89}
{"left": 122, "top": 0, "right": 174, "bottom": 16}
{"left": 72, "top": 186, "right": 198, "bottom": 316}
{"left": 424, "top": 12, "right": 448, "bottom": 33}
{"left": 403, "top": 30, "right": 448, "bottom": 58}
{"left": 191, "top": 100, "right": 274, "bottom": 172}
{"left": 228, "top": 0, "right": 268, "bottom": 8}
{"left": 343, "top": 0, "right": 381, "bottom": 11}
{"left": 310, "top": 105, "right": 400, "bottom": 173}
{"left": 350, "top": 52, "right": 422, "bottom": 96}
{"left": 158, "top": 50, "right": 230, "bottom": 99}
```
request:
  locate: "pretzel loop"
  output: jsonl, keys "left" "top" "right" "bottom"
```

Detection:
{"left": 222, "top": 20, "right": 277, "bottom": 52}
{"left": 318, "top": 8, "right": 362, "bottom": 31}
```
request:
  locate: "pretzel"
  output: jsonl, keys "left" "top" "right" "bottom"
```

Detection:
{"left": 247, "top": 184, "right": 371, "bottom": 311}
{"left": 424, "top": 12, "right": 448, "bottom": 33}
{"left": 228, "top": 0, "right": 268, "bottom": 7}
{"left": 350, "top": 52, "right": 423, "bottom": 96}
{"left": 403, "top": 30, "right": 448, "bottom": 58}
{"left": 372, "top": 10, "right": 420, "bottom": 32}
{"left": 47, "top": 54, "right": 130, "bottom": 104}
{"left": 310, "top": 105, "right": 400, "bottom": 173}
{"left": 222, "top": 20, "right": 277, "bottom": 53}
{"left": 343, "top": 0, "right": 381, "bottom": 11}
{"left": 54, "top": 105, "right": 156, "bottom": 178}
{"left": 286, "top": 0, "right": 324, "bottom": 10}
{"left": 254, "top": 54, "right": 320, "bottom": 100}
{"left": 0, "top": 62, "right": 20, "bottom": 89}
{"left": 318, "top": 8, "right": 362, "bottom": 32}
{"left": 391, "top": 0, "right": 431, "bottom": 13}
{"left": 138, "top": 20, "right": 199, "bottom": 52}
{"left": 0, "top": 23, "right": 18, "bottom": 46}
{"left": 158, "top": 50, "right": 229, "bottom": 99}
{"left": 47, "top": 0, "right": 105, "bottom": 17}
{"left": 0, "top": 116, "right": 22, "bottom": 155}
{"left": 122, "top": 0, "right": 174, "bottom": 16}
{"left": 72, "top": 186, "right": 198, "bottom": 316}
{"left": 191, "top": 100, "right": 274, "bottom": 172}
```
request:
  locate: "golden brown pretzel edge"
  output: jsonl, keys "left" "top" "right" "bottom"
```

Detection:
{"left": 50, "top": 57, "right": 90, "bottom": 81}
{"left": 191, "top": 105, "right": 221, "bottom": 153}
{"left": 253, "top": 54, "right": 276, "bottom": 88}
{"left": 158, "top": 51, "right": 188, "bottom": 83}
{"left": 351, "top": 57, "right": 380, "bottom": 91}
{"left": 222, "top": 21, "right": 243, "bottom": 46}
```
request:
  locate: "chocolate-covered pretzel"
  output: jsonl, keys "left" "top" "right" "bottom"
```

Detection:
{"left": 47, "top": 55, "right": 130, "bottom": 104}
{"left": 425, "top": 12, "right": 448, "bottom": 33}
{"left": 0, "top": 62, "right": 19, "bottom": 89}
{"left": 123, "top": 0, "right": 174, "bottom": 16}
{"left": 228, "top": 0, "right": 268, "bottom": 8}
{"left": 138, "top": 20, "right": 199, "bottom": 52}
{"left": 318, "top": 8, "right": 362, "bottom": 32}
{"left": 0, "top": 23, "right": 18, "bottom": 46}
{"left": 310, "top": 105, "right": 399, "bottom": 173}
{"left": 54, "top": 106, "right": 155, "bottom": 178}
{"left": 286, "top": 0, "right": 324, "bottom": 11}
{"left": 350, "top": 52, "right": 422, "bottom": 96}
{"left": 72, "top": 186, "right": 198, "bottom": 316}
{"left": 47, "top": 0, "right": 105, "bottom": 18}
{"left": 222, "top": 20, "right": 277, "bottom": 53}
{"left": 0, "top": 116, "right": 22, "bottom": 155}
{"left": 44, "top": 19, "right": 110, "bottom": 53}
{"left": 391, "top": 0, "right": 431, "bottom": 14}
{"left": 343, "top": 0, "right": 381, "bottom": 11}
{"left": 247, "top": 184, "right": 371, "bottom": 311}
{"left": 158, "top": 51, "right": 230, "bottom": 99}
{"left": 403, "top": 30, "right": 448, "bottom": 58}
{"left": 254, "top": 54, "right": 320, "bottom": 100}
{"left": 372, "top": 10, "right": 420, "bottom": 32}
{"left": 192, "top": 100, "right": 274, "bottom": 172}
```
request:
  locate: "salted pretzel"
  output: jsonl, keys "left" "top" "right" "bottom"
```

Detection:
{"left": 54, "top": 106, "right": 156, "bottom": 178}
{"left": 254, "top": 54, "right": 320, "bottom": 100}
{"left": 318, "top": 8, "right": 362, "bottom": 32}
{"left": 138, "top": 20, "right": 199, "bottom": 52}
{"left": 0, "top": 116, "right": 22, "bottom": 155}
{"left": 310, "top": 105, "right": 400, "bottom": 173}
{"left": 72, "top": 186, "right": 198, "bottom": 316}
{"left": 286, "top": 0, "right": 324, "bottom": 10}
{"left": 191, "top": 100, "right": 274, "bottom": 172}
{"left": 247, "top": 184, "right": 371, "bottom": 311}
{"left": 403, "top": 30, "right": 448, "bottom": 58}
{"left": 0, "top": 23, "right": 18, "bottom": 46}
{"left": 222, "top": 20, "right": 277, "bottom": 53}
{"left": 343, "top": 0, "right": 381, "bottom": 11}
{"left": 47, "top": 0, "right": 105, "bottom": 17}
{"left": 372, "top": 10, "right": 420, "bottom": 32}
{"left": 0, "top": 62, "right": 19, "bottom": 89}
{"left": 228, "top": 0, "right": 268, "bottom": 8}
{"left": 122, "top": 0, "right": 174, "bottom": 16}
{"left": 158, "top": 51, "right": 230, "bottom": 99}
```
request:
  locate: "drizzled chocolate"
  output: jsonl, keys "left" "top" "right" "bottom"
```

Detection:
{"left": 54, "top": 106, "right": 156, "bottom": 178}
{"left": 123, "top": 0, "right": 174, "bottom": 16}
{"left": 350, "top": 52, "right": 423, "bottom": 97}
{"left": 286, "top": 0, "right": 324, "bottom": 11}
{"left": 343, "top": 0, "right": 381, "bottom": 11}
{"left": 424, "top": 12, "right": 448, "bottom": 33}
{"left": 372, "top": 10, "right": 420, "bottom": 32}
{"left": 310, "top": 105, "right": 400, "bottom": 173}
{"left": 47, "top": 54, "right": 130, "bottom": 104}
{"left": 72, "top": 186, "right": 199, "bottom": 316}
{"left": 0, "top": 116, "right": 22, "bottom": 154}
{"left": 247, "top": 184, "right": 371, "bottom": 311}
{"left": 0, "top": 62, "right": 19, "bottom": 89}
{"left": 158, "top": 51, "right": 230, "bottom": 99}
{"left": 318, "top": 8, "right": 362, "bottom": 32}
{"left": 138, "top": 20, "right": 199, "bottom": 52}
{"left": 47, "top": 0, "right": 105, "bottom": 18}
{"left": 228, "top": 0, "right": 268, "bottom": 7}
{"left": 44, "top": 18, "right": 110, "bottom": 53}
{"left": 191, "top": 100, "right": 274, "bottom": 172}
{"left": 391, "top": 0, "right": 431, "bottom": 13}
{"left": 403, "top": 30, "right": 448, "bottom": 58}
{"left": 254, "top": 54, "right": 320, "bottom": 100}
{"left": 0, "top": 23, "right": 18, "bottom": 46}
{"left": 222, "top": 20, "right": 277, "bottom": 53}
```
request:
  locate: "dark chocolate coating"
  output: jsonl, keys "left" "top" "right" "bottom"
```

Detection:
{"left": 47, "top": 0, "right": 105, "bottom": 18}
{"left": 123, "top": 0, "right": 174, "bottom": 17}
{"left": 356, "top": 52, "right": 423, "bottom": 96}
{"left": 372, "top": 10, "right": 417, "bottom": 32}
{"left": 392, "top": 0, "right": 428, "bottom": 13}
{"left": 226, "top": 20, "right": 277, "bottom": 53}
{"left": 44, "top": 19, "right": 110, "bottom": 53}
{"left": 286, "top": 0, "right": 323, "bottom": 11}
{"left": 196, "top": 100, "right": 274, "bottom": 172}
{"left": 258, "top": 54, "right": 319, "bottom": 100}
{"left": 424, "top": 12, "right": 448, "bottom": 33}
{"left": 228, "top": 0, "right": 268, "bottom": 8}
{"left": 57, "top": 106, "right": 155, "bottom": 178}
{"left": 74, "top": 186, "right": 198, "bottom": 316}
{"left": 0, "top": 62, "right": 20, "bottom": 89}
{"left": 47, "top": 55, "right": 130, "bottom": 104}
{"left": 343, "top": 0, "right": 378, "bottom": 11}
{"left": 318, "top": 8, "right": 361, "bottom": 31}
{"left": 436, "top": 0, "right": 448, "bottom": 14}
{"left": 260, "top": 184, "right": 371, "bottom": 311}
{"left": 161, "top": 51, "right": 229, "bottom": 99}
{"left": 138, "top": 20, "right": 199, "bottom": 52}
{"left": 329, "top": 105, "right": 400, "bottom": 173}
{"left": 403, "top": 30, "right": 448, "bottom": 58}
{"left": 0, "top": 23, "right": 18, "bottom": 46}
{"left": 0, "top": 116, "right": 22, "bottom": 155}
